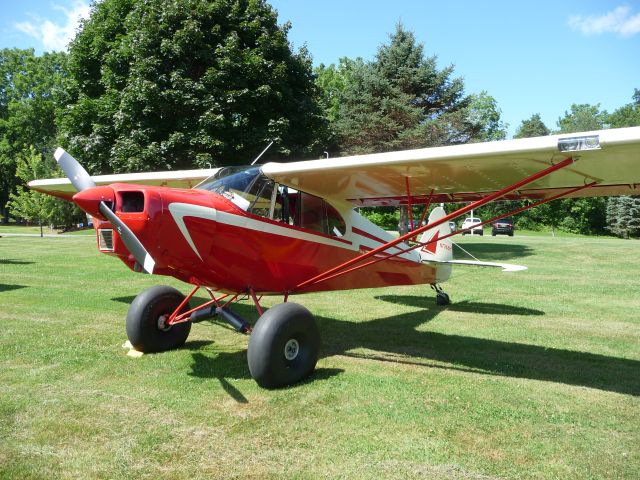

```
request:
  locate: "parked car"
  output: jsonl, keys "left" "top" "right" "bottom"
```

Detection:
{"left": 492, "top": 216, "right": 514, "bottom": 236}
{"left": 461, "top": 217, "right": 483, "bottom": 235}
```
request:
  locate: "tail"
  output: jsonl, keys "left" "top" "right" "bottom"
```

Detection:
{"left": 419, "top": 207, "right": 453, "bottom": 283}
{"left": 418, "top": 206, "right": 453, "bottom": 263}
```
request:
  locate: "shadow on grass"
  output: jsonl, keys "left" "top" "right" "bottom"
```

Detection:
{"left": 453, "top": 242, "right": 534, "bottom": 261}
{"left": 0, "top": 284, "right": 28, "bottom": 292}
{"left": 188, "top": 349, "right": 343, "bottom": 402}
{"left": 111, "top": 296, "right": 136, "bottom": 304}
{"left": 376, "top": 295, "right": 544, "bottom": 316}
{"left": 114, "top": 292, "right": 637, "bottom": 396}
{"left": 318, "top": 296, "right": 639, "bottom": 396}
{"left": 0, "top": 259, "right": 34, "bottom": 265}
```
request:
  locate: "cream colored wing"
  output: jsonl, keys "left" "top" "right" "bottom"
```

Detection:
{"left": 262, "top": 127, "right": 640, "bottom": 205}
{"left": 29, "top": 167, "right": 220, "bottom": 200}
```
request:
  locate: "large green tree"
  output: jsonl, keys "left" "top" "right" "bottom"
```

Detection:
{"left": 331, "top": 24, "right": 475, "bottom": 155}
{"left": 0, "top": 48, "right": 67, "bottom": 223}
{"left": 59, "top": 0, "right": 327, "bottom": 174}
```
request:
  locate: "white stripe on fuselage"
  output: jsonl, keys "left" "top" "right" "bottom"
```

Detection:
{"left": 168, "top": 202, "right": 357, "bottom": 260}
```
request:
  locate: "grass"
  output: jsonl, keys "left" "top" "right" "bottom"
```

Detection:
{"left": 0, "top": 233, "right": 638, "bottom": 479}
{"left": 0, "top": 224, "right": 93, "bottom": 236}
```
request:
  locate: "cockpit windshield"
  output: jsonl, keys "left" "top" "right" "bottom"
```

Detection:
{"left": 195, "top": 166, "right": 262, "bottom": 210}
{"left": 196, "top": 166, "right": 260, "bottom": 195}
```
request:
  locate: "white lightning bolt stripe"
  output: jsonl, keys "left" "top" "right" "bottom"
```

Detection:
{"left": 168, "top": 203, "right": 217, "bottom": 260}
{"left": 167, "top": 202, "right": 356, "bottom": 260}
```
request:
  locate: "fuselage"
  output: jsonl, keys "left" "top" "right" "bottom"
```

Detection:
{"left": 78, "top": 167, "right": 442, "bottom": 295}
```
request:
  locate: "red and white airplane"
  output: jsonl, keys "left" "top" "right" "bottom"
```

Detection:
{"left": 30, "top": 126, "right": 640, "bottom": 388}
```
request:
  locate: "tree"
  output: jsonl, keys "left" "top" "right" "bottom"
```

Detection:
{"left": 514, "top": 113, "right": 550, "bottom": 139}
{"left": 7, "top": 147, "right": 74, "bottom": 235}
{"left": 466, "top": 91, "right": 507, "bottom": 142}
{"left": 59, "top": 0, "right": 327, "bottom": 175}
{"left": 333, "top": 23, "right": 473, "bottom": 155}
{"left": 0, "top": 48, "right": 68, "bottom": 223}
{"left": 607, "top": 89, "right": 640, "bottom": 128}
{"left": 556, "top": 103, "right": 608, "bottom": 133}
{"left": 553, "top": 104, "right": 610, "bottom": 234}
{"left": 607, "top": 196, "right": 640, "bottom": 238}
{"left": 314, "top": 58, "right": 364, "bottom": 126}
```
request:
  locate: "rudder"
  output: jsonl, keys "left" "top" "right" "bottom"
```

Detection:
{"left": 418, "top": 206, "right": 453, "bottom": 263}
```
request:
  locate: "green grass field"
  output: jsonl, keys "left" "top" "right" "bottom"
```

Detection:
{"left": 1, "top": 232, "right": 638, "bottom": 479}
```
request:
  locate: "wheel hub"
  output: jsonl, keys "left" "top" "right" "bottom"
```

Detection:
{"left": 284, "top": 338, "right": 300, "bottom": 361}
{"left": 157, "top": 314, "right": 171, "bottom": 331}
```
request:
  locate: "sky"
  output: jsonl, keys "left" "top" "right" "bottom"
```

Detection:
{"left": 1, "top": 0, "right": 639, "bottom": 136}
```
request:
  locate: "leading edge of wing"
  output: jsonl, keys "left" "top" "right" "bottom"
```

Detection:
{"left": 29, "top": 167, "right": 221, "bottom": 200}
{"left": 262, "top": 126, "right": 640, "bottom": 205}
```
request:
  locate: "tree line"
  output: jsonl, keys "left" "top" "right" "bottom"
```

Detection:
{"left": 1, "top": 0, "right": 638, "bottom": 236}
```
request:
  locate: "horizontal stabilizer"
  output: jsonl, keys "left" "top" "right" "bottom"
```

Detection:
{"left": 432, "top": 259, "right": 528, "bottom": 272}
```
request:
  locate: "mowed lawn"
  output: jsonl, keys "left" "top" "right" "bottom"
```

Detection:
{"left": 0, "top": 231, "right": 638, "bottom": 479}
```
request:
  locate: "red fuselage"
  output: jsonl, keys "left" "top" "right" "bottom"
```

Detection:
{"left": 79, "top": 183, "right": 438, "bottom": 295}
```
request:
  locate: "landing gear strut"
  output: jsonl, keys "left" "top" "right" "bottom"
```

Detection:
{"left": 431, "top": 283, "right": 451, "bottom": 306}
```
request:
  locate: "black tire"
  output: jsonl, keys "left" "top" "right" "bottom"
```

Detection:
{"left": 126, "top": 285, "right": 192, "bottom": 353}
{"left": 436, "top": 292, "right": 450, "bottom": 306}
{"left": 247, "top": 303, "right": 320, "bottom": 389}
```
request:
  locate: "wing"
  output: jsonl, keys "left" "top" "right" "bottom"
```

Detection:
{"left": 262, "top": 127, "right": 640, "bottom": 206}
{"left": 29, "top": 168, "right": 221, "bottom": 201}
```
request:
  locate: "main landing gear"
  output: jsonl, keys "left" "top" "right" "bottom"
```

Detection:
{"left": 248, "top": 303, "right": 320, "bottom": 389}
{"left": 125, "top": 286, "right": 321, "bottom": 389}
{"left": 126, "top": 285, "right": 192, "bottom": 352}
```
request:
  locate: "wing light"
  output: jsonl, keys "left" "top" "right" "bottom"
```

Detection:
{"left": 558, "top": 135, "right": 600, "bottom": 153}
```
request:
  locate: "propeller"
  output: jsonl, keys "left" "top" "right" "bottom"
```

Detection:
{"left": 54, "top": 148, "right": 156, "bottom": 274}
{"left": 54, "top": 147, "right": 96, "bottom": 191}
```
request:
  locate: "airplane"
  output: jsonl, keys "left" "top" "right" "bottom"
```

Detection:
{"left": 30, "top": 126, "right": 640, "bottom": 388}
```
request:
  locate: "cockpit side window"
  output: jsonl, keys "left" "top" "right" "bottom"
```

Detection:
{"left": 247, "top": 176, "right": 276, "bottom": 218}
{"left": 196, "top": 166, "right": 346, "bottom": 237}
{"left": 291, "top": 190, "right": 346, "bottom": 237}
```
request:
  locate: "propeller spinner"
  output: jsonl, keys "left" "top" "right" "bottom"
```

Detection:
{"left": 55, "top": 148, "right": 156, "bottom": 274}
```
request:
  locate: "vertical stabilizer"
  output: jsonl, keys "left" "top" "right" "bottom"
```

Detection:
{"left": 419, "top": 206, "right": 453, "bottom": 282}
{"left": 419, "top": 207, "right": 453, "bottom": 263}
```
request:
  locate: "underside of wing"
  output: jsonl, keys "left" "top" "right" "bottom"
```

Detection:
{"left": 28, "top": 168, "right": 220, "bottom": 201}
{"left": 262, "top": 127, "right": 640, "bottom": 206}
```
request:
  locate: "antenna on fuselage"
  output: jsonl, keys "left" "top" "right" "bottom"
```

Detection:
{"left": 251, "top": 140, "right": 275, "bottom": 165}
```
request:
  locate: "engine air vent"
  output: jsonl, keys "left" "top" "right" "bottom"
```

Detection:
{"left": 98, "top": 229, "right": 114, "bottom": 251}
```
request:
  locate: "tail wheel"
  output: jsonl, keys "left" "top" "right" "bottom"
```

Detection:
{"left": 126, "top": 286, "right": 191, "bottom": 353}
{"left": 247, "top": 303, "right": 320, "bottom": 389}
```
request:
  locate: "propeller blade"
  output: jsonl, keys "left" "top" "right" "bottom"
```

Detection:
{"left": 98, "top": 202, "right": 156, "bottom": 274}
{"left": 54, "top": 147, "right": 96, "bottom": 192}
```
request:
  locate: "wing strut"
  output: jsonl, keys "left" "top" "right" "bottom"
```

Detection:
{"left": 299, "top": 181, "right": 598, "bottom": 287}
{"left": 294, "top": 157, "right": 578, "bottom": 292}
